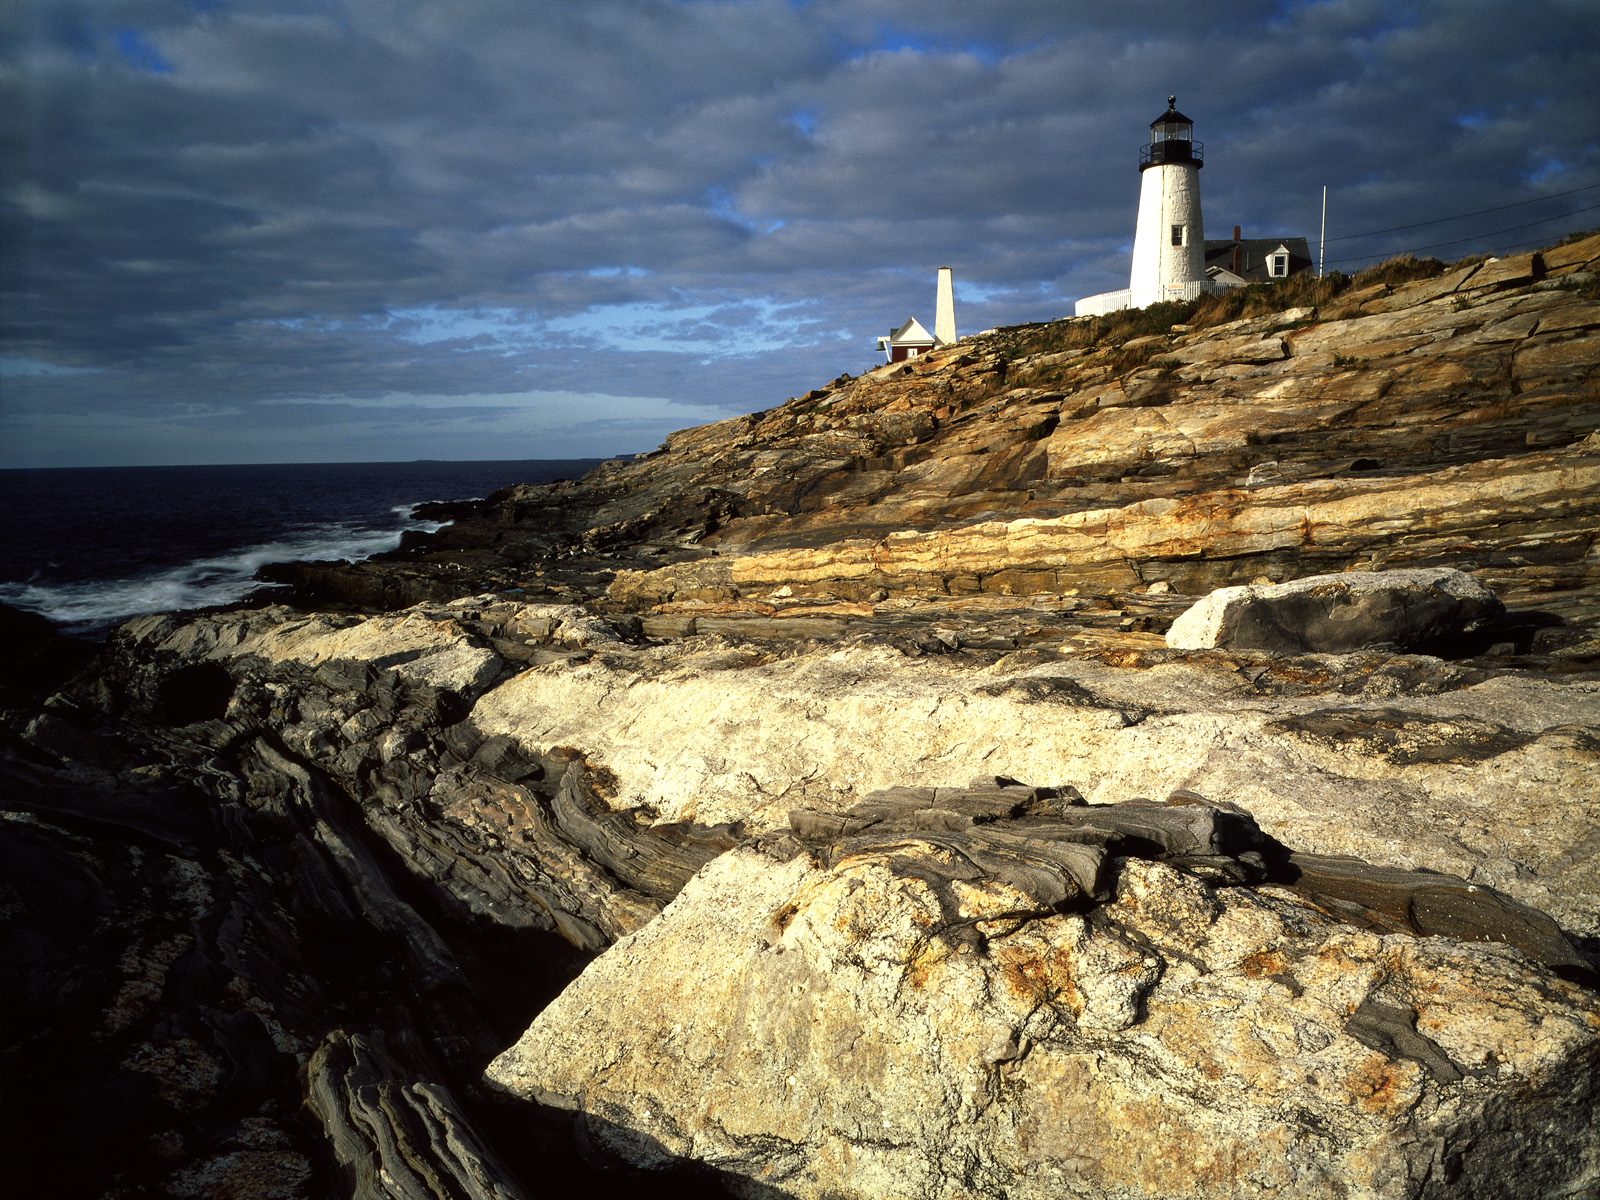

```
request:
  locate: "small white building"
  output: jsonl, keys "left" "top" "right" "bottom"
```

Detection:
{"left": 876, "top": 267, "right": 958, "bottom": 362}
{"left": 876, "top": 316, "right": 936, "bottom": 362}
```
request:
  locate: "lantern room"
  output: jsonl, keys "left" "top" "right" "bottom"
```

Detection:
{"left": 1140, "top": 96, "right": 1204, "bottom": 170}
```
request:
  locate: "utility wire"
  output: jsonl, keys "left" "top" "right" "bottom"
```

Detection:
{"left": 1482, "top": 231, "right": 1599, "bottom": 258}
{"left": 1487, "top": 233, "right": 1591, "bottom": 257}
{"left": 1322, "top": 181, "right": 1600, "bottom": 245}
{"left": 1324, "top": 204, "right": 1600, "bottom": 266}
{"left": 1329, "top": 231, "right": 1590, "bottom": 271}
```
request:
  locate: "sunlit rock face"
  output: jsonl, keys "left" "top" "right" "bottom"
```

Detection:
{"left": 265, "top": 234, "right": 1600, "bottom": 630}
{"left": 7, "top": 238, "right": 1600, "bottom": 1197}
{"left": 487, "top": 785, "right": 1600, "bottom": 1200}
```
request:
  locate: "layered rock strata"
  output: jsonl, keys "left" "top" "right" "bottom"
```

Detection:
{"left": 266, "top": 235, "right": 1600, "bottom": 636}
{"left": 5, "top": 239, "right": 1600, "bottom": 1197}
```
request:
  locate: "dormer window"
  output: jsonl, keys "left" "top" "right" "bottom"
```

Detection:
{"left": 1269, "top": 249, "right": 1290, "bottom": 278}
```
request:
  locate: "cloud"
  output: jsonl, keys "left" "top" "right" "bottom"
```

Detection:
{"left": 3, "top": 0, "right": 1597, "bottom": 465}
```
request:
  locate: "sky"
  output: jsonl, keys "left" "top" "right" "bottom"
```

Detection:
{"left": 3, "top": 0, "right": 1598, "bottom": 468}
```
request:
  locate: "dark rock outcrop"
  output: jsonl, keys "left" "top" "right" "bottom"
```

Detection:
{"left": 0, "top": 608, "right": 710, "bottom": 1196}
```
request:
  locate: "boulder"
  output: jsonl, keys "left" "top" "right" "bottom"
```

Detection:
{"left": 487, "top": 790, "right": 1600, "bottom": 1200}
{"left": 1165, "top": 568, "right": 1504, "bottom": 653}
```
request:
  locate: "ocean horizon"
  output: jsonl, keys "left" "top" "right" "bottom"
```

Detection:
{"left": 0, "top": 458, "right": 605, "bottom": 636}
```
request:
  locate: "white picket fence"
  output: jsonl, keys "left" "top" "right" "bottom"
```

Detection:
{"left": 1074, "top": 279, "right": 1228, "bottom": 318}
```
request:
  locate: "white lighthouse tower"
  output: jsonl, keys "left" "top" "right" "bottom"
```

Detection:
{"left": 1128, "top": 97, "right": 1207, "bottom": 308}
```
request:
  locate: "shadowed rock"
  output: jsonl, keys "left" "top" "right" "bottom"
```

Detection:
{"left": 307, "top": 1030, "right": 532, "bottom": 1200}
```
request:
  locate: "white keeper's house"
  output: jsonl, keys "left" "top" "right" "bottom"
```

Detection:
{"left": 1077, "top": 98, "right": 1313, "bottom": 317}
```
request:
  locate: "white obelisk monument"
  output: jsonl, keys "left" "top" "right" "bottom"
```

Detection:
{"left": 934, "top": 266, "right": 956, "bottom": 346}
{"left": 1128, "top": 97, "right": 1207, "bottom": 308}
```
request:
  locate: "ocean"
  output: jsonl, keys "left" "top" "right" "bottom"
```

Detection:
{"left": 0, "top": 459, "right": 603, "bottom": 637}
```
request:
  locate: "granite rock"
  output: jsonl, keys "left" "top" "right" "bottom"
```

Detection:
{"left": 469, "top": 635, "right": 1600, "bottom": 938}
{"left": 488, "top": 787, "right": 1600, "bottom": 1200}
{"left": 1165, "top": 568, "right": 1505, "bottom": 653}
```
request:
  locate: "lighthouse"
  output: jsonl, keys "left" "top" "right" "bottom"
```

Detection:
{"left": 1075, "top": 99, "right": 1310, "bottom": 317}
{"left": 1129, "top": 96, "right": 1207, "bottom": 308}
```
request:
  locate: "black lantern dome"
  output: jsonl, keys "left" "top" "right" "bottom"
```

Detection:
{"left": 1140, "top": 95, "right": 1203, "bottom": 171}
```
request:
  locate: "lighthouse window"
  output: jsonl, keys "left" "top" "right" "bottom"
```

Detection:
{"left": 1171, "top": 224, "right": 1186, "bottom": 247}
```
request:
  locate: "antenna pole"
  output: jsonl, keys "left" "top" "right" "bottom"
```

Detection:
{"left": 1319, "top": 185, "right": 1328, "bottom": 277}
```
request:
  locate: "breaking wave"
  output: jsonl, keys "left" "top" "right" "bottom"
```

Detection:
{"left": 0, "top": 515, "right": 445, "bottom": 637}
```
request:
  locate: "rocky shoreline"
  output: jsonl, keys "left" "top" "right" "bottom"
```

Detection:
{"left": 4, "top": 236, "right": 1599, "bottom": 1198}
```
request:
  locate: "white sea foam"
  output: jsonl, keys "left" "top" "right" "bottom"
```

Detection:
{"left": 398, "top": 498, "right": 485, "bottom": 510}
{"left": 0, "top": 516, "right": 448, "bottom": 635}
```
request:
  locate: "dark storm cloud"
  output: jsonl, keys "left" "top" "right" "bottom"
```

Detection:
{"left": 3, "top": 0, "right": 1598, "bottom": 465}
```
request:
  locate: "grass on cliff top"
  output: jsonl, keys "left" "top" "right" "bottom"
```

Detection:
{"left": 988, "top": 249, "right": 1503, "bottom": 363}
{"left": 991, "top": 274, "right": 1341, "bottom": 361}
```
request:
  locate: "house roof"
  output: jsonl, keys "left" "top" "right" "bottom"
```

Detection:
{"left": 885, "top": 316, "right": 935, "bottom": 346}
{"left": 1203, "top": 236, "right": 1314, "bottom": 282}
